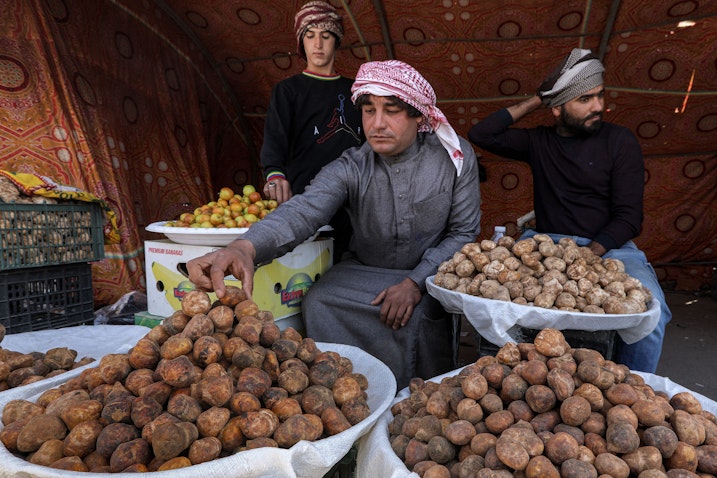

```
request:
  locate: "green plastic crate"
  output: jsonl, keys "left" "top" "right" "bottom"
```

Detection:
{"left": 0, "top": 263, "right": 95, "bottom": 334}
{"left": 0, "top": 202, "right": 104, "bottom": 270}
{"left": 134, "top": 310, "right": 164, "bottom": 329}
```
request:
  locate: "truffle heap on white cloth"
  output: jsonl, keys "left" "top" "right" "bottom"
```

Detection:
{"left": 356, "top": 366, "right": 717, "bottom": 478}
{"left": 427, "top": 275, "right": 660, "bottom": 346}
{"left": 0, "top": 325, "right": 150, "bottom": 398}
{"left": 0, "top": 338, "right": 396, "bottom": 478}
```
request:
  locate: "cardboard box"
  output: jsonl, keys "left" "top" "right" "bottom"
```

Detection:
{"left": 144, "top": 238, "right": 333, "bottom": 322}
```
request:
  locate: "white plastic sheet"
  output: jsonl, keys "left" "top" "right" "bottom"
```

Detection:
{"left": 0, "top": 337, "right": 396, "bottom": 478}
{"left": 426, "top": 275, "right": 660, "bottom": 346}
{"left": 356, "top": 367, "right": 717, "bottom": 478}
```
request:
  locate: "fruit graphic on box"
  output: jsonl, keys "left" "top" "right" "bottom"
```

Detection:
{"left": 150, "top": 261, "right": 241, "bottom": 312}
{"left": 144, "top": 239, "right": 332, "bottom": 320}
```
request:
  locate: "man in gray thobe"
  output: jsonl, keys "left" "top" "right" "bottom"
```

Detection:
{"left": 187, "top": 60, "right": 482, "bottom": 389}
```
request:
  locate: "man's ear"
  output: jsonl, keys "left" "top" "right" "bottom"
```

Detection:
{"left": 550, "top": 106, "right": 561, "bottom": 119}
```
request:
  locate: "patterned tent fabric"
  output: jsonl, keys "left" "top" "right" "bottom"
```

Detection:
{"left": 1, "top": 0, "right": 715, "bottom": 306}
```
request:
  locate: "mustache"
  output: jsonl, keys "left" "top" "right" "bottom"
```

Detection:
{"left": 587, "top": 112, "right": 603, "bottom": 121}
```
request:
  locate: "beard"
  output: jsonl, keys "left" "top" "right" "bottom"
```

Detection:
{"left": 558, "top": 107, "right": 603, "bottom": 137}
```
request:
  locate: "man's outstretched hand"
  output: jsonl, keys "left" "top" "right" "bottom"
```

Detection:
{"left": 186, "top": 239, "right": 257, "bottom": 299}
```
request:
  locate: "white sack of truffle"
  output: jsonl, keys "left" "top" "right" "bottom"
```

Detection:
{"left": 434, "top": 234, "right": 653, "bottom": 314}
{"left": 355, "top": 349, "right": 717, "bottom": 478}
{"left": 428, "top": 235, "right": 660, "bottom": 347}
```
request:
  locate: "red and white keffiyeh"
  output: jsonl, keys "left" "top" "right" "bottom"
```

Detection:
{"left": 351, "top": 60, "right": 464, "bottom": 175}
{"left": 294, "top": 1, "right": 344, "bottom": 59}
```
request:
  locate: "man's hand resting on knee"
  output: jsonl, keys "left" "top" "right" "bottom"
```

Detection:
{"left": 371, "top": 278, "right": 422, "bottom": 330}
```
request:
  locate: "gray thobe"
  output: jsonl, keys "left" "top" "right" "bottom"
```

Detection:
{"left": 242, "top": 132, "right": 482, "bottom": 389}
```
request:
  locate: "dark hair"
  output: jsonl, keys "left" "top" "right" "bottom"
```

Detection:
{"left": 354, "top": 94, "right": 422, "bottom": 118}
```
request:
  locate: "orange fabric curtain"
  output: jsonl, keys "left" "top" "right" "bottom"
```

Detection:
{"left": 0, "top": 0, "right": 248, "bottom": 306}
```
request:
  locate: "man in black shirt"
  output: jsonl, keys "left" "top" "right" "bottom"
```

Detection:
{"left": 469, "top": 48, "right": 671, "bottom": 373}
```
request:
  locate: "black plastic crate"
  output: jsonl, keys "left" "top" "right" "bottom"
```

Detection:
{"left": 476, "top": 327, "right": 617, "bottom": 361}
{"left": 0, "top": 202, "right": 104, "bottom": 270}
{"left": 0, "top": 263, "right": 94, "bottom": 334}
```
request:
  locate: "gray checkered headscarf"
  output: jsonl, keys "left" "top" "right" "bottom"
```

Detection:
{"left": 538, "top": 49, "right": 605, "bottom": 107}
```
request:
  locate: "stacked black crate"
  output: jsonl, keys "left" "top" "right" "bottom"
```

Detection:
{"left": 0, "top": 202, "right": 104, "bottom": 334}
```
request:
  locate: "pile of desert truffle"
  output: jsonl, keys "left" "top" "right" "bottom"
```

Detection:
{"left": 434, "top": 234, "right": 652, "bottom": 314}
{"left": 0, "top": 288, "right": 370, "bottom": 473}
{"left": 0, "top": 333, "right": 95, "bottom": 392}
{"left": 389, "top": 328, "right": 717, "bottom": 477}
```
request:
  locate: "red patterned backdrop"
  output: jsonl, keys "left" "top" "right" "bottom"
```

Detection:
{"left": 1, "top": 0, "right": 715, "bottom": 307}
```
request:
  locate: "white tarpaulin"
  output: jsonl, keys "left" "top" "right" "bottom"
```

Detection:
{"left": 356, "top": 366, "right": 717, "bottom": 478}
{"left": 426, "top": 275, "right": 660, "bottom": 346}
{"left": 0, "top": 329, "right": 396, "bottom": 478}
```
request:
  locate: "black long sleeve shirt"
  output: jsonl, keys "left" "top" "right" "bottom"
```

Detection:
{"left": 468, "top": 109, "right": 644, "bottom": 250}
{"left": 260, "top": 72, "right": 364, "bottom": 195}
